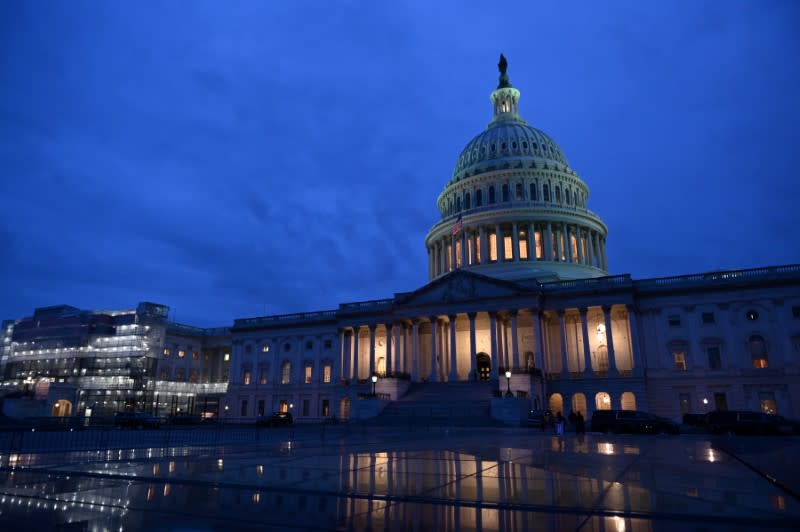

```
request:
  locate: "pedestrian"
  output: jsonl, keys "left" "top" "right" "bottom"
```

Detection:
{"left": 568, "top": 410, "right": 577, "bottom": 431}
{"left": 576, "top": 411, "right": 585, "bottom": 433}
{"left": 555, "top": 411, "right": 565, "bottom": 435}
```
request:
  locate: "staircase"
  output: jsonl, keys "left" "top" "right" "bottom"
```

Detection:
{"left": 368, "top": 381, "right": 503, "bottom": 427}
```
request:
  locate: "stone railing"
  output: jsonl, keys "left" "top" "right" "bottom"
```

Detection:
{"left": 152, "top": 381, "right": 228, "bottom": 394}
{"left": 168, "top": 323, "right": 230, "bottom": 337}
{"left": 635, "top": 264, "right": 800, "bottom": 291}
{"left": 234, "top": 310, "right": 337, "bottom": 328}
{"left": 541, "top": 274, "right": 632, "bottom": 292}
{"left": 339, "top": 299, "right": 394, "bottom": 312}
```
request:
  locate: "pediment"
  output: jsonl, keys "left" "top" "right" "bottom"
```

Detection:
{"left": 399, "top": 271, "right": 529, "bottom": 307}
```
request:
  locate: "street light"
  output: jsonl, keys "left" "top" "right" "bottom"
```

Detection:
{"left": 371, "top": 374, "right": 378, "bottom": 397}
{"left": 504, "top": 370, "right": 512, "bottom": 397}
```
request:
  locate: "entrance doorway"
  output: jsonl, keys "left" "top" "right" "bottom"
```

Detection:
{"left": 476, "top": 353, "right": 491, "bottom": 381}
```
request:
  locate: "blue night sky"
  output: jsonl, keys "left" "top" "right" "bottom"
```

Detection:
{"left": 1, "top": 1, "right": 799, "bottom": 327}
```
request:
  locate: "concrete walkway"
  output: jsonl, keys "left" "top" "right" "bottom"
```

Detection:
{"left": 0, "top": 426, "right": 797, "bottom": 531}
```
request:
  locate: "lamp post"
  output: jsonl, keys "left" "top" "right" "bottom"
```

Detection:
{"left": 371, "top": 374, "right": 378, "bottom": 397}
{"left": 505, "top": 370, "right": 512, "bottom": 397}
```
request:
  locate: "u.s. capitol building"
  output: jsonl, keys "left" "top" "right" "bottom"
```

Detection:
{"left": 3, "top": 57, "right": 799, "bottom": 423}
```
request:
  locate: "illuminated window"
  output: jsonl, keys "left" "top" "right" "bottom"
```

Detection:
{"left": 467, "top": 237, "right": 473, "bottom": 265}
{"left": 519, "top": 231, "right": 528, "bottom": 259}
{"left": 322, "top": 399, "right": 330, "bottom": 416}
{"left": 204, "top": 352, "right": 209, "bottom": 361}
{"left": 503, "top": 234, "right": 512, "bottom": 260}
{"left": 530, "top": 182, "right": 538, "bottom": 201}
{"left": 559, "top": 231, "right": 566, "bottom": 261}
{"left": 281, "top": 362, "right": 291, "bottom": 384}
{"left": 163, "top": 348, "right": 171, "bottom": 357}
{"left": 488, "top": 233, "right": 497, "bottom": 261}
{"left": 304, "top": 365, "right": 312, "bottom": 384}
{"left": 243, "top": 370, "right": 251, "bottom": 385}
{"left": 535, "top": 230, "right": 542, "bottom": 259}
{"left": 192, "top": 351, "right": 199, "bottom": 360}
{"left": 279, "top": 400, "right": 288, "bottom": 413}
{"left": 455, "top": 240, "right": 462, "bottom": 268}
{"left": 749, "top": 335, "right": 768, "bottom": 368}
{"left": 178, "top": 350, "right": 186, "bottom": 359}
{"left": 570, "top": 233, "right": 578, "bottom": 262}
{"left": 759, "top": 391, "right": 776, "bottom": 414}
{"left": 323, "top": 364, "right": 332, "bottom": 383}
{"left": 673, "top": 351, "right": 687, "bottom": 371}
{"left": 259, "top": 366, "right": 268, "bottom": 385}
{"left": 475, "top": 234, "right": 481, "bottom": 262}
{"left": 224, "top": 353, "right": 230, "bottom": 362}
{"left": 446, "top": 243, "right": 452, "bottom": 271}
{"left": 261, "top": 344, "right": 270, "bottom": 353}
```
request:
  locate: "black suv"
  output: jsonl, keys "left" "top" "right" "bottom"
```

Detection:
{"left": 256, "top": 412, "right": 293, "bottom": 427}
{"left": 590, "top": 410, "right": 679, "bottom": 435}
{"left": 527, "top": 409, "right": 553, "bottom": 430}
{"left": 705, "top": 410, "right": 798, "bottom": 435}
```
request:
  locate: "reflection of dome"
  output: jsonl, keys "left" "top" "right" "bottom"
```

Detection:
{"left": 424, "top": 55, "right": 609, "bottom": 283}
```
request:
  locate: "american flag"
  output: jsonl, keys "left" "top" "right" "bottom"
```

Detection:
{"left": 451, "top": 214, "right": 463, "bottom": 236}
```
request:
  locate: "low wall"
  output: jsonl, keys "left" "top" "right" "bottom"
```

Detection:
{"left": 490, "top": 397, "right": 531, "bottom": 427}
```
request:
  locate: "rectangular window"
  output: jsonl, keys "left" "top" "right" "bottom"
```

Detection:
{"left": 279, "top": 400, "right": 288, "bottom": 413}
{"left": 570, "top": 233, "right": 578, "bottom": 262}
{"left": 502, "top": 184, "right": 509, "bottom": 202}
{"left": 530, "top": 182, "right": 537, "bottom": 201}
{"left": 192, "top": 351, "right": 199, "bottom": 360}
{"left": 714, "top": 392, "right": 728, "bottom": 411}
{"left": 515, "top": 183, "right": 523, "bottom": 201}
{"left": 488, "top": 233, "right": 497, "bottom": 261}
{"left": 707, "top": 346, "right": 721, "bottom": 370}
{"left": 160, "top": 368, "right": 169, "bottom": 380}
{"left": 240, "top": 400, "right": 248, "bottom": 417}
{"left": 668, "top": 315, "right": 681, "bottom": 327}
{"left": 281, "top": 363, "right": 291, "bottom": 384}
{"left": 673, "top": 351, "right": 687, "bottom": 371}
{"left": 323, "top": 365, "right": 332, "bottom": 383}
{"left": 679, "top": 393, "right": 691, "bottom": 414}
{"left": 455, "top": 240, "right": 462, "bottom": 268}
{"left": 535, "top": 230, "right": 542, "bottom": 259}
{"left": 304, "top": 365, "right": 312, "bottom": 384}
{"left": 475, "top": 234, "right": 481, "bottom": 263}
{"left": 224, "top": 353, "right": 230, "bottom": 361}
{"left": 175, "top": 368, "right": 185, "bottom": 381}
{"left": 322, "top": 399, "right": 330, "bottom": 417}
{"left": 259, "top": 367, "right": 268, "bottom": 385}
{"left": 488, "top": 186, "right": 495, "bottom": 204}
{"left": 446, "top": 243, "right": 452, "bottom": 270}
{"left": 701, "top": 312, "right": 715, "bottom": 324}
{"left": 519, "top": 232, "right": 528, "bottom": 259}
{"left": 467, "top": 237, "right": 473, "bottom": 265}
{"left": 559, "top": 232, "right": 566, "bottom": 261}
{"left": 243, "top": 370, "right": 251, "bottom": 385}
{"left": 759, "top": 391, "right": 777, "bottom": 415}
{"left": 543, "top": 184, "right": 550, "bottom": 202}
{"left": 302, "top": 399, "right": 310, "bottom": 417}
{"left": 163, "top": 348, "right": 171, "bottom": 357}
{"left": 503, "top": 234, "right": 513, "bottom": 260}
{"left": 476, "top": 189, "right": 483, "bottom": 207}
{"left": 262, "top": 344, "right": 270, "bottom": 353}
{"left": 178, "top": 350, "right": 186, "bottom": 358}
{"left": 257, "top": 399, "right": 265, "bottom": 416}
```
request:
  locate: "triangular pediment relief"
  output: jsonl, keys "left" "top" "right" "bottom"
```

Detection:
{"left": 398, "top": 270, "right": 531, "bottom": 307}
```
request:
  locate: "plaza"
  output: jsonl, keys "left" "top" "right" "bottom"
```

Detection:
{"left": 0, "top": 425, "right": 798, "bottom": 530}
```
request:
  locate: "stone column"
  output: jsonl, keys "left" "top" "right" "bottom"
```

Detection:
{"left": 577, "top": 227, "right": 585, "bottom": 265}
{"left": 559, "top": 311, "right": 569, "bottom": 376}
{"left": 588, "top": 231, "right": 595, "bottom": 268}
{"left": 429, "top": 317, "right": 438, "bottom": 382}
{"left": 555, "top": 225, "right": 564, "bottom": 261}
{"left": 385, "top": 324, "right": 393, "bottom": 376}
{"left": 510, "top": 310, "right": 520, "bottom": 371}
{"left": 479, "top": 225, "right": 487, "bottom": 265}
{"left": 394, "top": 323, "right": 402, "bottom": 375}
{"left": 468, "top": 313, "right": 477, "bottom": 380}
{"left": 411, "top": 321, "right": 419, "bottom": 382}
{"left": 448, "top": 314, "right": 458, "bottom": 381}
{"left": 489, "top": 312, "right": 499, "bottom": 379}
{"left": 565, "top": 224, "right": 573, "bottom": 263}
{"left": 460, "top": 230, "right": 467, "bottom": 268}
{"left": 450, "top": 234, "right": 457, "bottom": 271}
{"left": 368, "top": 325, "right": 376, "bottom": 377}
{"left": 533, "top": 311, "right": 545, "bottom": 372}
{"left": 545, "top": 223, "right": 553, "bottom": 261}
{"left": 339, "top": 329, "right": 346, "bottom": 382}
{"left": 602, "top": 306, "right": 618, "bottom": 375}
{"left": 626, "top": 305, "right": 641, "bottom": 376}
{"left": 528, "top": 222, "right": 535, "bottom": 261}
{"left": 495, "top": 224, "right": 503, "bottom": 262}
{"left": 580, "top": 309, "right": 592, "bottom": 375}
{"left": 511, "top": 222, "right": 519, "bottom": 262}
{"left": 600, "top": 237, "right": 608, "bottom": 271}
{"left": 352, "top": 326, "right": 360, "bottom": 381}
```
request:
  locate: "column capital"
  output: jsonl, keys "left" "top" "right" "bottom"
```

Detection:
{"left": 557, "top": 309, "right": 566, "bottom": 317}
{"left": 601, "top": 304, "right": 613, "bottom": 314}
{"left": 579, "top": 307, "right": 589, "bottom": 317}
{"left": 367, "top": 323, "right": 376, "bottom": 331}
{"left": 447, "top": 314, "right": 457, "bottom": 321}
{"left": 467, "top": 312, "right": 478, "bottom": 320}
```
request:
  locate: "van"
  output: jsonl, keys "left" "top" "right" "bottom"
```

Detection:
{"left": 590, "top": 409, "right": 679, "bottom": 434}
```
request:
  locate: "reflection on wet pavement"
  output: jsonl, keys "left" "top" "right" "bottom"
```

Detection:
{"left": 0, "top": 428, "right": 798, "bottom": 531}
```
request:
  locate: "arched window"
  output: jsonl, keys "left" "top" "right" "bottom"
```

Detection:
{"left": 465, "top": 192, "right": 471, "bottom": 210}
{"left": 281, "top": 361, "right": 291, "bottom": 384}
{"left": 549, "top": 393, "right": 564, "bottom": 416}
{"left": 749, "top": 335, "right": 768, "bottom": 368}
{"left": 456, "top": 196, "right": 462, "bottom": 212}
{"left": 502, "top": 184, "right": 509, "bottom": 202}
{"left": 621, "top": 392, "right": 636, "bottom": 410}
{"left": 565, "top": 189, "right": 571, "bottom": 205}
{"left": 476, "top": 189, "right": 483, "bottom": 207}
{"left": 595, "top": 392, "right": 612, "bottom": 410}
{"left": 571, "top": 393, "right": 587, "bottom": 417}
{"left": 530, "top": 182, "right": 538, "bottom": 201}
{"left": 515, "top": 183, "right": 523, "bottom": 201}
{"left": 555, "top": 186, "right": 561, "bottom": 203}
{"left": 543, "top": 184, "right": 550, "bottom": 202}
{"left": 488, "top": 186, "right": 496, "bottom": 204}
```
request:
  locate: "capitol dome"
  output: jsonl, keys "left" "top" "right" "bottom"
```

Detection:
{"left": 424, "top": 54, "right": 609, "bottom": 283}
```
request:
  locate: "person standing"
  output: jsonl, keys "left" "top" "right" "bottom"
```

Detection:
{"left": 576, "top": 411, "right": 585, "bottom": 434}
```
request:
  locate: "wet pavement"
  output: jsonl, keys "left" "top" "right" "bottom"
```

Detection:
{"left": 0, "top": 426, "right": 798, "bottom": 531}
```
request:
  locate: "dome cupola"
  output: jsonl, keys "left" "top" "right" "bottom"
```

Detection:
{"left": 424, "top": 55, "right": 609, "bottom": 283}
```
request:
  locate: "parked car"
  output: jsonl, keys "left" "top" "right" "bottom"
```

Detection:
{"left": 527, "top": 409, "right": 553, "bottom": 430}
{"left": 114, "top": 412, "right": 162, "bottom": 429}
{"left": 590, "top": 410, "right": 679, "bottom": 435}
{"left": 705, "top": 410, "right": 799, "bottom": 435}
{"left": 256, "top": 412, "right": 293, "bottom": 427}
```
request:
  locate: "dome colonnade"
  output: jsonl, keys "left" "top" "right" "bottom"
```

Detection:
{"left": 425, "top": 55, "right": 608, "bottom": 283}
